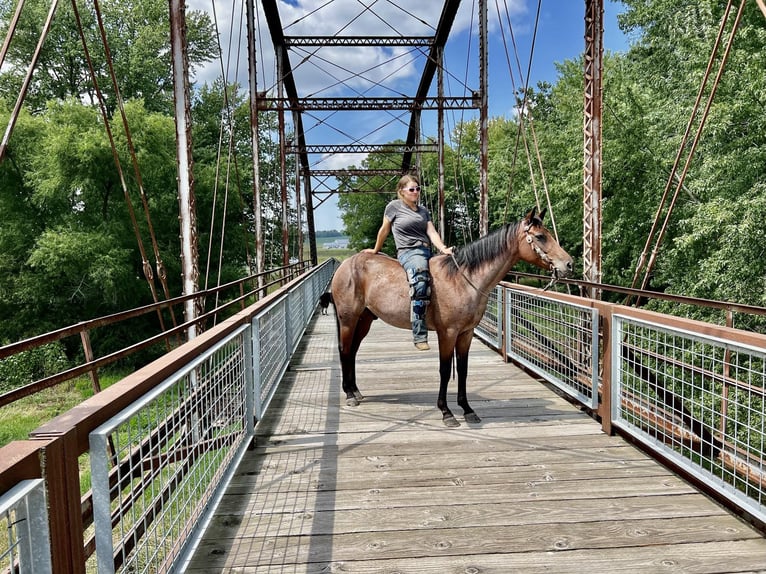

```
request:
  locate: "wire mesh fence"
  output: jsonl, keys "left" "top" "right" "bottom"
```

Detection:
{"left": 0, "top": 479, "right": 51, "bottom": 574}
{"left": 88, "top": 261, "right": 337, "bottom": 573}
{"left": 612, "top": 313, "right": 766, "bottom": 525}
{"left": 474, "top": 286, "right": 503, "bottom": 349}
{"left": 504, "top": 287, "right": 599, "bottom": 409}
{"left": 90, "top": 328, "right": 251, "bottom": 573}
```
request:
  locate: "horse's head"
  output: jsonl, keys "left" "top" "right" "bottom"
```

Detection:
{"left": 519, "top": 207, "right": 574, "bottom": 278}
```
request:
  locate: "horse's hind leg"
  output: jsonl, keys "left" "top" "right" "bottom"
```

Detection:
{"left": 339, "top": 309, "right": 375, "bottom": 406}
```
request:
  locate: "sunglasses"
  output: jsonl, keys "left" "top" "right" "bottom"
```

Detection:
{"left": 404, "top": 186, "right": 421, "bottom": 192}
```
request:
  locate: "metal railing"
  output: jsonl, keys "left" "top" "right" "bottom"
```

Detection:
{"left": 0, "top": 479, "right": 51, "bottom": 573}
{"left": 612, "top": 310, "right": 766, "bottom": 525}
{"left": 473, "top": 285, "right": 503, "bottom": 349}
{"left": 480, "top": 282, "right": 766, "bottom": 529}
{"left": 0, "top": 261, "right": 310, "bottom": 409}
{"left": 0, "top": 259, "right": 337, "bottom": 573}
{"left": 3, "top": 265, "right": 765, "bottom": 572}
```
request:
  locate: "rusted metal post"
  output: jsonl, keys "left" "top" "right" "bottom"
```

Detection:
{"left": 598, "top": 307, "right": 613, "bottom": 435}
{"left": 437, "top": 45, "right": 446, "bottom": 238}
{"left": 79, "top": 330, "right": 101, "bottom": 393}
{"left": 583, "top": 0, "right": 603, "bottom": 298}
{"left": 246, "top": 0, "right": 265, "bottom": 293}
{"left": 292, "top": 121, "right": 304, "bottom": 263}
{"left": 41, "top": 433, "right": 86, "bottom": 573}
{"left": 478, "top": 0, "right": 489, "bottom": 236}
{"left": 304, "top": 171, "right": 318, "bottom": 265}
{"left": 169, "top": 0, "right": 199, "bottom": 338}
{"left": 276, "top": 51, "right": 289, "bottom": 269}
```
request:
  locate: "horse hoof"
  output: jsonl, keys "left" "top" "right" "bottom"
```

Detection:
{"left": 465, "top": 412, "right": 481, "bottom": 424}
{"left": 346, "top": 397, "right": 360, "bottom": 407}
{"left": 353, "top": 391, "right": 365, "bottom": 401}
{"left": 442, "top": 415, "right": 461, "bottom": 428}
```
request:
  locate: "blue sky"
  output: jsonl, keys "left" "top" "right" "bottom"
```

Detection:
{"left": 193, "top": 1, "right": 631, "bottom": 231}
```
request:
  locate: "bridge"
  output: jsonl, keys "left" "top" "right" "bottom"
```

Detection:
{"left": 2, "top": 0, "right": 766, "bottom": 572}
{"left": 2, "top": 262, "right": 766, "bottom": 572}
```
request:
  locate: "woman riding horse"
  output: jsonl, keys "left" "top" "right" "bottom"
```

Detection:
{"left": 332, "top": 207, "right": 573, "bottom": 427}
{"left": 364, "top": 174, "right": 452, "bottom": 351}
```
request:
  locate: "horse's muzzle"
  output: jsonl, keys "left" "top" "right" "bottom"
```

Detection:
{"left": 552, "top": 258, "right": 574, "bottom": 279}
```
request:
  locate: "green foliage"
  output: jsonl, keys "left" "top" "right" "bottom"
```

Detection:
{"left": 0, "top": 0, "right": 218, "bottom": 113}
{"left": 0, "top": 342, "right": 69, "bottom": 393}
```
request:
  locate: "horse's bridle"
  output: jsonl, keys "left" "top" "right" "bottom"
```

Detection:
{"left": 524, "top": 223, "right": 559, "bottom": 290}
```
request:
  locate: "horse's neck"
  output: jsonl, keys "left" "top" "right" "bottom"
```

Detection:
{"left": 467, "top": 243, "right": 520, "bottom": 293}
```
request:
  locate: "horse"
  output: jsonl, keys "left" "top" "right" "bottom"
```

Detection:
{"left": 330, "top": 207, "right": 573, "bottom": 427}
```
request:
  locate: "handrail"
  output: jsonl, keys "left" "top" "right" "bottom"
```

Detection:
{"left": 0, "top": 259, "right": 337, "bottom": 573}
{"left": 474, "top": 280, "right": 766, "bottom": 530}
{"left": 0, "top": 261, "right": 310, "bottom": 408}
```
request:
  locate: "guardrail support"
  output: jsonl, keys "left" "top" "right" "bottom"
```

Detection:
{"left": 40, "top": 430, "right": 86, "bottom": 573}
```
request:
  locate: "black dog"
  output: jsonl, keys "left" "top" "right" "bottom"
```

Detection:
{"left": 319, "top": 292, "right": 334, "bottom": 314}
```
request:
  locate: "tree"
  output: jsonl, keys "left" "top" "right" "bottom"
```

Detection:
{"left": 0, "top": 0, "right": 218, "bottom": 113}
{"left": 617, "top": 0, "right": 766, "bottom": 317}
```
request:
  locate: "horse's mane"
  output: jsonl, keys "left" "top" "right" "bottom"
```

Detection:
{"left": 440, "top": 220, "right": 524, "bottom": 277}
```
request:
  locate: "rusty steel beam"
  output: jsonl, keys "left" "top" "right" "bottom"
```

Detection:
{"left": 402, "top": 0, "right": 462, "bottom": 172}
{"left": 583, "top": 0, "right": 604, "bottom": 298}
{"left": 308, "top": 168, "right": 405, "bottom": 177}
{"left": 285, "top": 143, "right": 438, "bottom": 154}
{"left": 260, "top": 95, "right": 478, "bottom": 111}
{"left": 284, "top": 35, "right": 433, "bottom": 48}
{"left": 245, "top": 0, "right": 264, "bottom": 284}
{"left": 169, "top": 0, "right": 200, "bottom": 338}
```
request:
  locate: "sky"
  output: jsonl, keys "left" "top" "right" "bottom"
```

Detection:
{"left": 191, "top": 1, "right": 632, "bottom": 232}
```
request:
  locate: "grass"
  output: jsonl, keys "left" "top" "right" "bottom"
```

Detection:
{"left": 1, "top": 253, "right": 346, "bottom": 450}
{"left": 0, "top": 372, "right": 126, "bottom": 447}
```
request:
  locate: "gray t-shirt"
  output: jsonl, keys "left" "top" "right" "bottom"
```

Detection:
{"left": 384, "top": 199, "right": 432, "bottom": 250}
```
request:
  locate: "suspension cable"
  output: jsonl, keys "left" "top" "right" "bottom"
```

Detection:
{"left": 71, "top": 0, "right": 177, "bottom": 337}
{"left": 628, "top": 0, "right": 745, "bottom": 301}
{"left": 90, "top": 0, "right": 179, "bottom": 324}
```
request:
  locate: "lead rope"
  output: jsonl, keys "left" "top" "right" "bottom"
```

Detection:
{"left": 449, "top": 252, "right": 493, "bottom": 299}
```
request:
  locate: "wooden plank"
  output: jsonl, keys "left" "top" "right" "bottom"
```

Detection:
{"left": 185, "top": 312, "right": 766, "bottom": 573}
{"left": 186, "top": 539, "right": 766, "bottom": 574}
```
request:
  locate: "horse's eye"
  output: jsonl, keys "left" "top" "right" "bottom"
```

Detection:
{"left": 535, "top": 233, "right": 546, "bottom": 243}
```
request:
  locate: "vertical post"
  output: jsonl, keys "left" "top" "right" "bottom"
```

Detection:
{"left": 478, "top": 0, "right": 489, "bottom": 236}
{"left": 304, "top": 172, "right": 318, "bottom": 265}
{"left": 583, "top": 0, "right": 603, "bottom": 298}
{"left": 169, "top": 0, "right": 199, "bottom": 338}
{"left": 437, "top": 45, "right": 446, "bottom": 238}
{"left": 276, "top": 52, "right": 289, "bottom": 269}
{"left": 599, "top": 307, "right": 613, "bottom": 435}
{"left": 292, "top": 122, "right": 304, "bottom": 264}
{"left": 246, "top": 0, "right": 264, "bottom": 293}
{"left": 41, "top": 433, "right": 86, "bottom": 573}
{"left": 79, "top": 330, "right": 101, "bottom": 393}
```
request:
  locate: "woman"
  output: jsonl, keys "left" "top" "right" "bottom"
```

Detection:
{"left": 364, "top": 175, "right": 452, "bottom": 350}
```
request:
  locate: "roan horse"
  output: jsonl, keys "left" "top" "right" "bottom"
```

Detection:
{"left": 330, "top": 208, "right": 573, "bottom": 427}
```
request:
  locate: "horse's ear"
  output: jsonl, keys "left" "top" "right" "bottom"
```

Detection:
{"left": 524, "top": 207, "right": 537, "bottom": 223}
{"left": 538, "top": 208, "right": 547, "bottom": 222}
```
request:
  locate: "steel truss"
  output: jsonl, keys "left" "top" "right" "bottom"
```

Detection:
{"left": 258, "top": 0, "right": 479, "bottom": 264}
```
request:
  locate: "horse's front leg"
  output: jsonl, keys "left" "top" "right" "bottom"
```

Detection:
{"left": 437, "top": 337, "right": 460, "bottom": 428}
{"left": 456, "top": 330, "right": 481, "bottom": 424}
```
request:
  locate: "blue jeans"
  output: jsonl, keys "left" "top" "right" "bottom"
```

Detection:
{"left": 397, "top": 247, "right": 431, "bottom": 343}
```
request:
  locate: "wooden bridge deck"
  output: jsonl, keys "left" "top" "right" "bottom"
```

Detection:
{"left": 185, "top": 310, "right": 766, "bottom": 573}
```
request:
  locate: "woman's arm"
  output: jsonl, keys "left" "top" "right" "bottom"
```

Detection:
{"left": 426, "top": 221, "right": 453, "bottom": 255}
{"left": 364, "top": 216, "right": 392, "bottom": 253}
